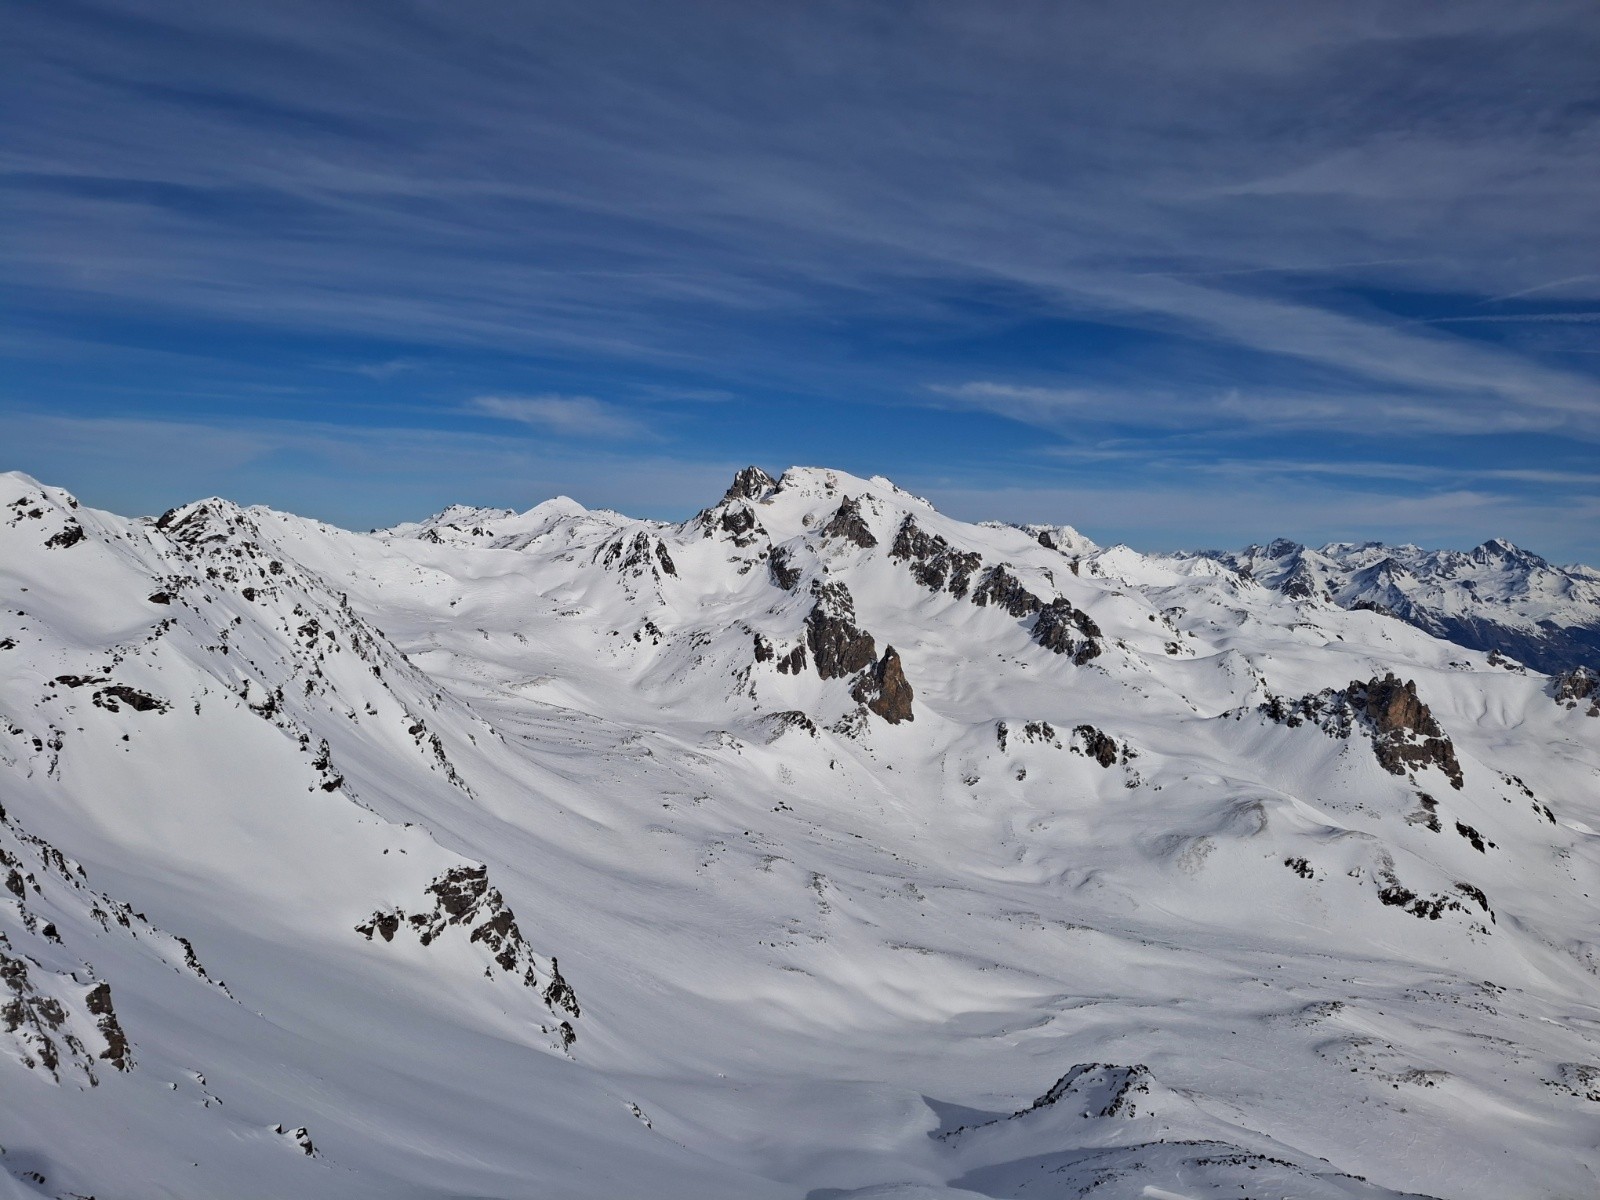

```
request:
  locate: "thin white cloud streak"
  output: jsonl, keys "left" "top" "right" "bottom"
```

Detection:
{"left": 469, "top": 394, "right": 654, "bottom": 440}
{"left": 927, "top": 379, "right": 1578, "bottom": 438}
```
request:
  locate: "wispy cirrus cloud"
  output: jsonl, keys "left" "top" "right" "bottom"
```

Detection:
{"left": 469, "top": 394, "right": 654, "bottom": 440}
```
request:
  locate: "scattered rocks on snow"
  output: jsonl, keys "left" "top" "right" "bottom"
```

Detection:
{"left": 357, "top": 864, "right": 580, "bottom": 1044}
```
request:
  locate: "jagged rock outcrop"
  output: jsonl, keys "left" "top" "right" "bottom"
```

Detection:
{"left": 600, "top": 530, "right": 677, "bottom": 578}
{"left": 83, "top": 981, "right": 131, "bottom": 1072}
{"left": 1263, "top": 675, "right": 1463, "bottom": 789}
{"left": 768, "top": 545, "right": 803, "bottom": 591}
{"left": 819, "top": 496, "right": 877, "bottom": 548}
{"left": 890, "top": 516, "right": 982, "bottom": 598}
{"left": 1351, "top": 674, "right": 1464, "bottom": 789}
{"left": 357, "top": 864, "right": 579, "bottom": 1047}
{"left": 850, "top": 646, "right": 914, "bottom": 724}
{"left": 1554, "top": 666, "right": 1599, "bottom": 716}
{"left": 715, "top": 502, "right": 764, "bottom": 547}
{"left": 723, "top": 466, "right": 776, "bottom": 503}
{"left": 1073, "top": 724, "right": 1120, "bottom": 768}
{"left": 970, "top": 566, "right": 1043, "bottom": 618}
{"left": 804, "top": 581, "right": 877, "bottom": 680}
{"left": 1032, "top": 598, "right": 1103, "bottom": 664}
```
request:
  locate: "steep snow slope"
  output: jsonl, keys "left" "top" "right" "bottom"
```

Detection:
{"left": 1188, "top": 537, "right": 1600, "bottom": 676}
{"left": 1, "top": 466, "right": 1596, "bottom": 1200}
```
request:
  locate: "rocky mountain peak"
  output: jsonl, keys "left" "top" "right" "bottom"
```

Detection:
{"left": 722, "top": 465, "right": 777, "bottom": 503}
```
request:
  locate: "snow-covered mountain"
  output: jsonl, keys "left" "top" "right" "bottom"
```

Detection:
{"left": 1, "top": 465, "right": 1597, "bottom": 1200}
{"left": 1186, "top": 537, "right": 1600, "bottom": 677}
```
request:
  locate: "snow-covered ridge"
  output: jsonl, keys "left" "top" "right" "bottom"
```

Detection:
{"left": 1, "top": 466, "right": 1596, "bottom": 1199}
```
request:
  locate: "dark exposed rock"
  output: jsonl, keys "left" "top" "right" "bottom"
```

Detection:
{"left": 600, "top": 531, "right": 676, "bottom": 579}
{"left": 1073, "top": 725, "right": 1119, "bottom": 768}
{"left": 357, "top": 864, "right": 578, "bottom": 1043}
{"left": 1350, "top": 674, "right": 1464, "bottom": 789}
{"left": 1280, "top": 559, "right": 1326, "bottom": 601}
{"left": 1033, "top": 599, "right": 1103, "bottom": 664}
{"left": 1454, "top": 821, "right": 1494, "bottom": 853}
{"left": 92, "top": 685, "right": 168, "bottom": 714}
{"left": 52, "top": 674, "right": 108, "bottom": 689}
{"left": 147, "top": 591, "right": 172, "bottom": 605}
{"left": 1454, "top": 882, "right": 1493, "bottom": 920}
{"left": 356, "top": 911, "right": 400, "bottom": 942}
{"left": 719, "top": 503, "right": 759, "bottom": 540}
{"left": 2, "top": 950, "right": 68, "bottom": 1077}
{"left": 273, "top": 1124, "right": 317, "bottom": 1156}
{"left": 752, "top": 633, "right": 775, "bottom": 663}
{"left": 970, "top": 566, "right": 1043, "bottom": 618}
{"left": 776, "top": 644, "right": 807, "bottom": 675}
{"left": 1378, "top": 883, "right": 1466, "bottom": 921}
{"left": 851, "top": 646, "right": 914, "bottom": 724}
{"left": 762, "top": 710, "right": 818, "bottom": 739}
{"left": 543, "top": 957, "right": 580, "bottom": 1019}
{"left": 1284, "top": 856, "right": 1314, "bottom": 879}
{"left": 804, "top": 582, "right": 876, "bottom": 680}
{"left": 768, "top": 546, "right": 803, "bottom": 591}
{"left": 820, "top": 496, "right": 878, "bottom": 548}
{"left": 723, "top": 466, "right": 776, "bottom": 503}
{"left": 44, "top": 523, "right": 86, "bottom": 549}
{"left": 890, "top": 516, "right": 982, "bottom": 598}
{"left": 995, "top": 720, "right": 1058, "bottom": 751}
{"left": 1405, "top": 793, "right": 1442, "bottom": 832}
{"left": 1015, "top": 1063, "right": 1152, "bottom": 1120}
{"left": 1553, "top": 666, "right": 1599, "bottom": 716}
{"left": 84, "top": 981, "right": 132, "bottom": 1071}
{"left": 1263, "top": 675, "right": 1464, "bottom": 789}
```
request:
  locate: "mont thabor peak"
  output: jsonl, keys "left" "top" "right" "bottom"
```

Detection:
{"left": 1, "top": 465, "right": 1596, "bottom": 1200}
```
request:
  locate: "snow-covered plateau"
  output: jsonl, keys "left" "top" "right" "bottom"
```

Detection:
{"left": 1, "top": 465, "right": 1596, "bottom": 1200}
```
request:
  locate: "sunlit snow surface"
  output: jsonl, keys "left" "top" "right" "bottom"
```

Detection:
{"left": 0, "top": 467, "right": 1596, "bottom": 1199}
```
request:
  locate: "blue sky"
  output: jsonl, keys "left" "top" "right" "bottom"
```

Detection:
{"left": 5, "top": 0, "right": 1599, "bottom": 559}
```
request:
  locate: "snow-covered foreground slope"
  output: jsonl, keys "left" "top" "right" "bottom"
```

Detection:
{"left": 1, "top": 466, "right": 1596, "bottom": 1200}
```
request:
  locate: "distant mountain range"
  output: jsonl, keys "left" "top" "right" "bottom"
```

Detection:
{"left": 1179, "top": 537, "right": 1600, "bottom": 676}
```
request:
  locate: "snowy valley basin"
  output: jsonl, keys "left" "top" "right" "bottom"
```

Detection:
{"left": 1, "top": 465, "right": 1597, "bottom": 1199}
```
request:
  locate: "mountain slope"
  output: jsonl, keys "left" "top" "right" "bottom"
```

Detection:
{"left": 1, "top": 467, "right": 1596, "bottom": 1200}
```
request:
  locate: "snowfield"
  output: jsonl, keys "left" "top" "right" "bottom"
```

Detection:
{"left": 1, "top": 465, "right": 1596, "bottom": 1200}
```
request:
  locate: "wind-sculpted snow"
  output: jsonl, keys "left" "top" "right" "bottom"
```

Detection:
{"left": 0, "top": 466, "right": 1597, "bottom": 1199}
